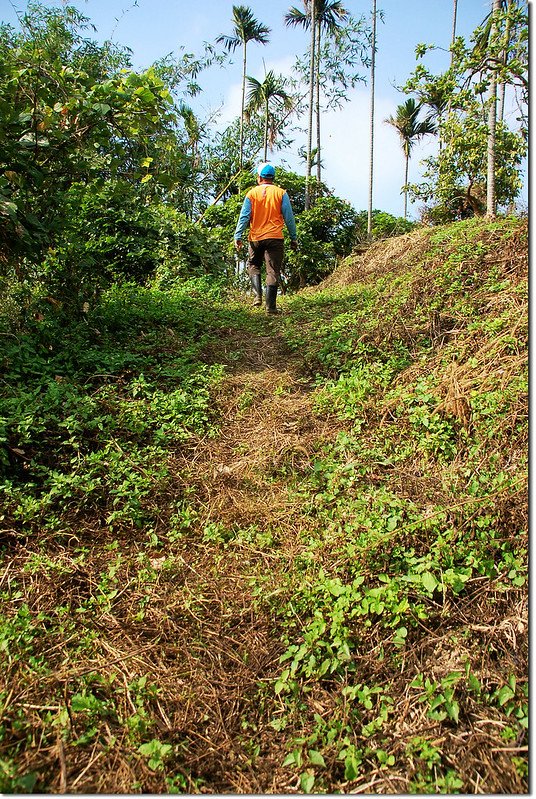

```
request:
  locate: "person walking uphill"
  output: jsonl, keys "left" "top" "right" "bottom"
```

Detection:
{"left": 234, "top": 162, "right": 298, "bottom": 315}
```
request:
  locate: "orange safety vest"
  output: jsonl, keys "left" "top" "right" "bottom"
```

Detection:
{"left": 246, "top": 183, "right": 287, "bottom": 241}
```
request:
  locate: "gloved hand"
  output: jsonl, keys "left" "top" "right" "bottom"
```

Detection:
{"left": 290, "top": 239, "right": 298, "bottom": 251}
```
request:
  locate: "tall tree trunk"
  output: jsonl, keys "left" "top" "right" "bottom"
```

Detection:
{"left": 499, "top": 0, "right": 514, "bottom": 121}
{"left": 437, "top": 109, "right": 444, "bottom": 153}
{"left": 240, "top": 41, "right": 247, "bottom": 171}
{"left": 445, "top": 0, "right": 458, "bottom": 160}
{"left": 367, "top": 0, "right": 377, "bottom": 239}
{"left": 403, "top": 150, "right": 409, "bottom": 219}
{"left": 316, "top": 22, "right": 322, "bottom": 183}
{"left": 487, "top": 0, "right": 501, "bottom": 218}
{"left": 451, "top": 0, "right": 458, "bottom": 65}
{"left": 305, "top": 0, "right": 316, "bottom": 210}
{"left": 263, "top": 99, "right": 269, "bottom": 161}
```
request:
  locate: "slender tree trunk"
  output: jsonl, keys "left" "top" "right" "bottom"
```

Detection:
{"left": 316, "top": 22, "right": 322, "bottom": 183}
{"left": 403, "top": 149, "right": 409, "bottom": 219}
{"left": 263, "top": 99, "right": 269, "bottom": 161}
{"left": 451, "top": 0, "right": 458, "bottom": 65}
{"left": 499, "top": 0, "right": 514, "bottom": 121}
{"left": 437, "top": 110, "right": 444, "bottom": 153}
{"left": 487, "top": 0, "right": 501, "bottom": 218}
{"left": 305, "top": 0, "right": 316, "bottom": 210}
{"left": 240, "top": 41, "right": 247, "bottom": 171}
{"left": 443, "top": 0, "right": 458, "bottom": 167}
{"left": 367, "top": 0, "right": 377, "bottom": 239}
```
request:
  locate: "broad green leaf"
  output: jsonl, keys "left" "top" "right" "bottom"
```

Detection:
{"left": 445, "top": 699, "right": 460, "bottom": 723}
{"left": 92, "top": 102, "right": 111, "bottom": 115}
{"left": 496, "top": 685, "right": 515, "bottom": 706}
{"left": 327, "top": 579, "right": 345, "bottom": 597}
{"left": 344, "top": 755, "right": 359, "bottom": 781}
{"left": 308, "top": 749, "right": 326, "bottom": 767}
{"left": 386, "top": 514, "right": 399, "bottom": 531}
{"left": 283, "top": 749, "right": 301, "bottom": 768}
{"left": 429, "top": 694, "right": 445, "bottom": 711}
{"left": 300, "top": 772, "right": 315, "bottom": 793}
{"left": 421, "top": 571, "right": 438, "bottom": 593}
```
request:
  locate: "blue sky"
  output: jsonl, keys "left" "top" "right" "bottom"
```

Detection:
{"left": 1, "top": 0, "right": 527, "bottom": 217}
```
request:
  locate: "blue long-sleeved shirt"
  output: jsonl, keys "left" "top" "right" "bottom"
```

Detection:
{"left": 234, "top": 183, "right": 297, "bottom": 242}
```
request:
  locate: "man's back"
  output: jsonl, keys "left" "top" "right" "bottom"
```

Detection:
{"left": 246, "top": 183, "right": 286, "bottom": 240}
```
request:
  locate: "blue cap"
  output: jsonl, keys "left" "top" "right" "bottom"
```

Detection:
{"left": 257, "top": 162, "right": 275, "bottom": 178}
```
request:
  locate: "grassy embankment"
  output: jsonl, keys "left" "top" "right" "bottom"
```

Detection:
{"left": 0, "top": 216, "right": 528, "bottom": 793}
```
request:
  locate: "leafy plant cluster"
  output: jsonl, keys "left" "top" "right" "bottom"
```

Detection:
{"left": 0, "top": 278, "right": 242, "bottom": 535}
{"left": 403, "top": 1, "right": 528, "bottom": 221}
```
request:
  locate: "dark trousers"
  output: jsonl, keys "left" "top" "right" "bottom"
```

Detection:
{"left": 247, "top": 239, "right": 284, "bottom": 286}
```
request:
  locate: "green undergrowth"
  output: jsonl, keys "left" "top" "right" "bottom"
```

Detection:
{"left": 0, "top": 277, "right": 259, "bottom": 535}
{"left": 0, "top": 218, "right": 528, "bottom": 793}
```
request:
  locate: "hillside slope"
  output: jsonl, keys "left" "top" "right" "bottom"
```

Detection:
{"left": 0, "top": 217, "right": 527, "bottom": 794}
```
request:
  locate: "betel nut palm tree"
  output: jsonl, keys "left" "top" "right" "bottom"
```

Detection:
{"left": 471, "top": 0, "right": 518, "bottom": 216}
{"left": 473, "top": 0, "right": 516, "bottom": 216}
{"left": 284, "top": 0, "right": 316, "bottom": 209}
{"left": 285, "top": 0, "right": 348, "bottom": 189}
{"left": 367, "top": 0, "right": 377, "bottom": 239}
{"left": 384, "top": 98, "right": 436, "bottom": 219}
{"left": 216, "top": 6, "right": 271, "bottom": 172}
{"left": 244, "top": 71, "right": 294, "bottom": 161}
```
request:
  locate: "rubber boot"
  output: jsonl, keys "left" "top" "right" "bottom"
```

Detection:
{"left": 250, "top": 274, "right": 262, "bottom": 306}
{"left": 265, "top": 284, "right": 281, "bottom": 315}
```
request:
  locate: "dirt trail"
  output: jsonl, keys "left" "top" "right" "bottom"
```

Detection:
{"left": 9, "top": 312, "right": 333, "bottom": 795}
{"left": 150, "top": 315, "right": 338, "bottom": 793}
{"left": 183, "top": 319, "right": 327, "bottom": 533}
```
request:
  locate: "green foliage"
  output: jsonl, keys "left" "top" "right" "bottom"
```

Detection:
{"left": 7, "top": 176, "right": 229, "bottom": 308}
{"left": 138, "top": 739, "right": 173, "bottom": 771}
{"left": 0, "top": 4, "right": 176, "bottom": 264}
{"left": 404, "top": 2, "right": 528, "bottom": 220}
{"left": 261, "top": 217, "right": 527, "bottom": 791}
{"left": 275, "top": 169, "right": 330, "bottom": 214}
{"left": 0, "top": 279, "right": 230, "bottom": 532}
{"left": 201, "top": 194, "right": 245, "bottom": 258}
{"left": 355, "top": 210, "right": 416, "bottom": 240}
{"left": 286, "top": 196, "right": 359, "bottom": 286}
{"left": 412, "top": 117, "right": 526, "bottom": 220}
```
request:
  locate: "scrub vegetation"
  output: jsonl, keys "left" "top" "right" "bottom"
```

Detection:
{"left": 0, "top": 2, "right": 528, "bottom": 794}
{"left": 0, "top": 216, "right": 527, "bottom": 794}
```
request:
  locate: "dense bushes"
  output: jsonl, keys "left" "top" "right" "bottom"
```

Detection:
{"left": 202, "top": 171, "right": 360, "bottom": 289}
{"left": 0, "top": 278, "right": 236, "bottom": 529}
{"left": 354, "top": 210, "right": 416, "bottom": 241}
{"left": 285, "top": 195, "right": 359, "bottom": 286}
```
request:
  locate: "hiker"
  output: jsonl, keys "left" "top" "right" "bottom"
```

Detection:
{"left": 234, "top": 162, "right": 298, "bottom": 315}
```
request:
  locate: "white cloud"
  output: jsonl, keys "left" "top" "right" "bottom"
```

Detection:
{"left": 319, "top": 87, "right": 436, "bottom": 217}
{"left": 214, "top": 78, "right": 442, "bottom": 218}
{"left": 219, "top": 82, "right": 243, "bottom": 125}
